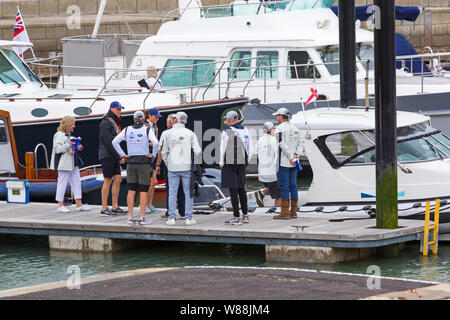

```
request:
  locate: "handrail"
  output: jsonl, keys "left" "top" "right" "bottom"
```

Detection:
{"left": 80, "top": 164, "right": 103, "bottom": 176}
{"left": 34, "top": 143, "right": 49, "bottom": 179}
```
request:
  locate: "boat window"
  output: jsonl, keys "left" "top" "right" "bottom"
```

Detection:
{"left": 318, "top": 47, "right": 340, "bottom": 75}
{"left": 357, "top": 44, "right": 374, "bottom": 71}
{"left": 229, "top": 51, "right": 252, "bottom": 79}
{"left": 31, "top": 108, "right": 48, "bottom": 118}
{"left": 3, "top": 49, "right": 41, "bottom": 83}
{"left": 160, "top": 59, "right": 216, "bottom": 87}
{"left": 0, "top": 118, "right": 7, "bottom": 144}
{"left": 430, "top": 133, "right": 450, "bottom": 154}
{"left": 256, "top": 51, "right": 279, "bottom": 79}
{"left": 287, "top": 51, "right": 320, "bottom": 79}
{"left": 73, "top": 107, "right": 92, "bottom": 116}
{"left": 0, "top": 51, "right": 26, "bottom": 84}
{"left": 325, "top": 131, "right": 373, "bottom": 164}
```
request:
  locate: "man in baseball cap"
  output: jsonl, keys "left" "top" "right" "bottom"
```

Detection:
{"left": 110, "top": 101, "right": 124, "bottom": 110}
{"left": 272, "top": 107, "right": 290, "bottom": 117}
{"left": 224, "top": 110, "right": 239, "bottom": 120}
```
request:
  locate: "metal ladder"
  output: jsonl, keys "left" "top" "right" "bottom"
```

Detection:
{"left": 34, "top": 143, "right": 49, "bottom": 179}
{"left": 421, "top": 199, "right": 440, "bottom": 256}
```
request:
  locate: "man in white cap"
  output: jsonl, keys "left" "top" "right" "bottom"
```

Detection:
{"left": 112, "top": 111, "right": 159, "bottom": 225}
{"left": 219, "top": 110, "right": 253, "bottom": 226}
{"left": 255, "top": 122, "right": 281, "bottom": 210}
{"left": 273, "top": 108, "right": 303, "bottom": 219}
{"left": 162, "top": 111, "right": 202, "bottom": 226}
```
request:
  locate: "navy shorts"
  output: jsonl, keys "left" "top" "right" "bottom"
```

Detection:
{"left": 101, "top": 158, "right": 121, "bottom": 179}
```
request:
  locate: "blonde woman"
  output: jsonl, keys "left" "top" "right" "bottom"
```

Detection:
{"left": 145, "top": 66, "right": 163, "bottom": 92}
{"left": 50, "top": 116, "right": 90, "bottom": 213}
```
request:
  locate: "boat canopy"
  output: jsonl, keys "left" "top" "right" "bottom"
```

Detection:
{"left": 330, "top": 5, "right": 422, "bottom": 22}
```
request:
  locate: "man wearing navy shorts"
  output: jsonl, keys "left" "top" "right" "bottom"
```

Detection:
{"left": 98, "top": 101, "right": 126, "bottom": 216}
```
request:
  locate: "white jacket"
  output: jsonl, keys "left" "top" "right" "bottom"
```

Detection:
{"left": 162, "top": 123, "right": 202, "bottom": 172}
{"left": 50, "top": 131, "right": 74, "bottom": 171}
{"left": 256, "top": 134, "right": 278, "bottom": 183}
{"left": 274, "top": 121, "right": 303, "bottom": 168}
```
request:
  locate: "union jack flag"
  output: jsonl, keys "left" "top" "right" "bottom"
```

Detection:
{"left": 13, "top": 7, "right": 31, "bottom": 59}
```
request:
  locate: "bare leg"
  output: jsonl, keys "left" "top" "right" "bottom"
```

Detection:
{"left": 58, "top": 201, "right": 64, "bottom": 208}
{"left": 101, "top": 178, "right": 112, "bottom": 211}
{"left": 140, "top": 191, "right": 148, "bottom": 219}
{"left": 147, "top": 172, "right": 158, "bottom": 209}
{"left": 75, "top": 198, "right": 82, "bottom": 207}
{"left": 111, "top": 174, "right": 122, "bottom": 209}
{"left": 127, "top": 190, "right": 136, "bottom": 220}
{"left": 262, "top": 188, "right": 270, "bottom": 196}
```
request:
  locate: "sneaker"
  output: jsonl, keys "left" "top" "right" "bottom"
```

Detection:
{"left": 139, "top": 218, "right": 152, "bottom": 225}
{"left": 76, "top": 204, "right": 91, "bottom": 212}
{"left": 166, "top": 218, "right": 176, "bottom": 226}
{"left": 185, "top": 219, "right": 197, "bottom": 226}
{"left": 111, "top": 207, "right": 127, "bottom": 215}
{"left": 254, "top": 190, "right": 265, "bottom": 207}
{"left": 145, "top": 205, "right": 162, "bottom": 214}
{"left": 225, "top": 217, "right": 242, "bottom": 225}
{"left": 57, "top": 206, "right": 70, "bottom": 213}
{"left": 242, "top": 215, "right": 250, "bottom": 223}
{"left": 160, "top": 213, "right": 169, "bottom": 219}
{"left": 127, "top": 218, "right": 134, "bottom": 225}
{"left": 100, "top": 208, "right": 112, "bottom": 216}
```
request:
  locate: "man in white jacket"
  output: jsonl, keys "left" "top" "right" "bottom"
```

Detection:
{"left": 112, "top": 111, "right": 159, "bottom": 225}
{"left": 255, "top": 122, "right": 281, "bottom": 210}
{"left": 162, "top": 112, "right": 202, "bottom": 226}
{"left": 273, "top": 108, "right": 303, "bottom": 219}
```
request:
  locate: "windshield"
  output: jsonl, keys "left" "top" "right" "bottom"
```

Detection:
{"left": 0, "top": 50, "right": 26, "bottom": 84}
{"left": 317, "top": 44, "right": 375, "bottom": 75}
{"left": 318, "top": 122, "right": 449, "bottom": 168}
{"left": 3, "top": 49, "right": 41, "bottom": 83}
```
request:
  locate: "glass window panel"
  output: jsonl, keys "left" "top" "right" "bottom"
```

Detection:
{"left": 318, "top": 47, "right": 340, "bottom": 75}
{"left": 161, "top": 59, "right": 215, "bottom": 87}
{"left": 230, "top": 51, "right": 251, "bottom": 79}
{"left": 0, "top": 51, "right": 25, "bottom": 84}
{"left": 0, "top": 119, "right": 7, "bottom": 143}
{"left": 325, "top": 131, "right": 373, "bottom": 164}
{"left": 287, "top": 51, "right": 320, "bottom": 79}
{"left": 3, "top": 49, "right": 40, "bottom": 83}
{"left": 358, "top": 44, "right": 374, "bottom": 71}
{"left": 256, "top": 51, "right": 279, "bottom": 79}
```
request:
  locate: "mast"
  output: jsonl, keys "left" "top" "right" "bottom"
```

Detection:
{"left": 92, "top": 0, "right": 108, "bottom": 38}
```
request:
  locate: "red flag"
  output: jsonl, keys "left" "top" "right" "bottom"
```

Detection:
{"left": 305, "top": 87, "right": 318, "bottom": 108}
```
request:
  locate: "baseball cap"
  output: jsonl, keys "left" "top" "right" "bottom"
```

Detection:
{"left": 223, "top": 110, "right": 238, "bottom": 120}
{"left": 272, "top": 108, "right": 290, "bottom": 117}
{"left": 176, "top": 111, "right": 188, "bottom": 122}
{"left": 133, "top": 110, "right": 145, "bottom": 120}
{"left": 263, "top": 122, "right": 274, "bottom": 132}
{"left": 110, "top": 101, "right": 124, "bottom": 109}
{"left": 148, "top": 108, "right": 162, "bottom": 118}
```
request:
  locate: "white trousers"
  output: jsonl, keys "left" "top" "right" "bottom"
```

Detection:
{"left": 56, "top": 167, "right": 82, "bottom": 202}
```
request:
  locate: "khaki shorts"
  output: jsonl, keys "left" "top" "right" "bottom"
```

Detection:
{"left": 127, "top": 163, "right": 152, "bottom": 187}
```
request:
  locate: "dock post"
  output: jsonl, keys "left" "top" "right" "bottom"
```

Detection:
{"left": 374, "top": 0, "right": 398, "bottom": 230}
{"left": 338, "top": 0, "right": 357, "bottom": 108}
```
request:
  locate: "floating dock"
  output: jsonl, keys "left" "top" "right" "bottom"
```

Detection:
{"left": 0, "top": 201, "right": 427, "bottom": 263}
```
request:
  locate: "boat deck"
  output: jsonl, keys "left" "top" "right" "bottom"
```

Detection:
{"left": 0, "top": 202, "right": 425, "bottom": 248}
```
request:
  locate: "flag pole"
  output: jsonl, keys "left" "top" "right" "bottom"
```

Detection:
{"left": 300, "top": 98, "right": 311, "bottom": 139}
{"left": 16, "top": 6, "right": 36, "bottom": 60}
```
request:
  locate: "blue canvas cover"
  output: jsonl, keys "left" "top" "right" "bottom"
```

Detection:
{"left": 396, "top": 33, "right": 431, "bottom": 75}
{"left": 331, "top": 5, "right": 421, "bottom": 22}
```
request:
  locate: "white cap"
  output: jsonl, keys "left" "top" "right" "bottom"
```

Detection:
{"left": 224, "top": 110, "right": 239, "bottom": 120}
{"left": 134, "top": 110, "right": 145, "bottom": 120}
{"left": 272, "top": 108, "right": 290, "bottom": 117}
{"left": 176, "top": 111, "right": 188, "bottom": 123}
{"left": 263, "top": 122, "right": 274, "bottom": 132}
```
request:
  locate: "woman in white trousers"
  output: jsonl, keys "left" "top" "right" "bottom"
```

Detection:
{"left": 50, "top": 116, "right": 90, "bottom": 213}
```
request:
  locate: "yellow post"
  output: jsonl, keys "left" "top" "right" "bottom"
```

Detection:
{"left": 423, "top": 201, "right": 430, "bottom": 256}
{"left": 432, "top": 199, "right": 440, "bottom": 255}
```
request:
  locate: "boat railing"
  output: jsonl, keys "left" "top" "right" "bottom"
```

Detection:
{"left": 80, "top": 164, "right": 103, "bottom": 176}
{"left": 34, "top": 143, "right": 49, "bottom": 179}
{"left": 166, "top": 0, "right": 335, "bottom": 22}
{"left": 88, "top": 56, "right": 267, "bottom": 110}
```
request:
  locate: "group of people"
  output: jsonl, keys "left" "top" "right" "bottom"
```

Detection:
{"left": 50, "top": 98, "right": 303, "bottom": 227}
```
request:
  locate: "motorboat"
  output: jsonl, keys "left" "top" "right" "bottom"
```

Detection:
{"left": 0, "top": 109, "right": 105, "bottom": 202}
{"left": 51, "top": 0, "right": 450, "bottom": 135}
{"left": 0, "top": 40, "right": 249, "bottom": 167}
{"left": 193, "top": 107, "right": 450, "bottom": 237}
